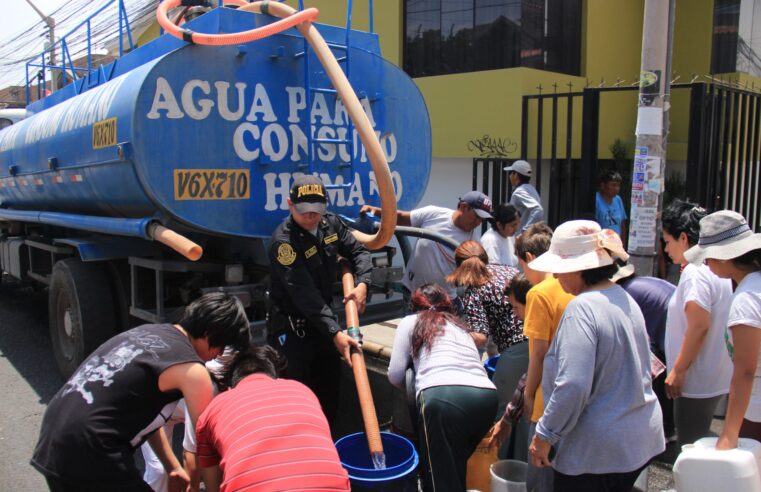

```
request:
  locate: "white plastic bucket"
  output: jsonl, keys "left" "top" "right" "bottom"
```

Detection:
{"left": 673, "top": 437, "right": 761, "bottom": 492}
{"left": 490, "top": 459, "right": 527, "bottom": 492}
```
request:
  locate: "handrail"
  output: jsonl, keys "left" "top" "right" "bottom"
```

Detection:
{"left": 26, "top": 0, "right": 134, "bottom": 104}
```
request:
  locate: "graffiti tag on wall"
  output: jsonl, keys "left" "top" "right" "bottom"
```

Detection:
{"left": 467, "top": 135, "right": 518, "bottom": 158}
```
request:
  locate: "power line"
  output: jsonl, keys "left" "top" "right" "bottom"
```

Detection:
{"left": 0, "top": 0, "right": 161, "bottom": 90}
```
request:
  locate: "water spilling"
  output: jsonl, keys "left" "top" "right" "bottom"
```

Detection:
{"left": 371, "top": 451, "right": 387, "bottom": 470}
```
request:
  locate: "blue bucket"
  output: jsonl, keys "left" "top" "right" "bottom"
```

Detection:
{"left": 484, "top": 354, "right": 501, "bottom": 379}
{"left": 335, "top": 432, "right": 419, "bottom": 491}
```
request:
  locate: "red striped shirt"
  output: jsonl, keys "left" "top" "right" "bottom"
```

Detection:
{"left": 196, "top": 375, "right": 350, "bottom": 492}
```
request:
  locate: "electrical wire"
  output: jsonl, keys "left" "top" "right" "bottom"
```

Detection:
{"left": 0, "top": 0, "right": 167, "bottom": 90}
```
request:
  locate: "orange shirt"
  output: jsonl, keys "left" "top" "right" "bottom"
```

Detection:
{"left": 523, "top": 277, "right": 574, "bottom": 423}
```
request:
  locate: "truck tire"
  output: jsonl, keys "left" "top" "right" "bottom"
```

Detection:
{"left": 48, "top": 259, "right": 117, "bottom": 378}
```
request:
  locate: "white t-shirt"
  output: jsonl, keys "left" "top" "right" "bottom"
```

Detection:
{"left": 726, "top": 271, "right": 761, "bottom": 421}
{"left": 480, "top": 228, "right": 518, "bottom": 267}
{"left": 665, "top": 263, "right": 733, "bottom": 398}
{"left": 403, "top": 206, "right": 476, "bottom": 295}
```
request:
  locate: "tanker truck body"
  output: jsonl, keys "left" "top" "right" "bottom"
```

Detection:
{"left": 0, "top": 4, "right": 431, "bottom": 377}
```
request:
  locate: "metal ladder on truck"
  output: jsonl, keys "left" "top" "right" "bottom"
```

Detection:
{"left": 297, "top": 0, "right": 375, "bottom": 193}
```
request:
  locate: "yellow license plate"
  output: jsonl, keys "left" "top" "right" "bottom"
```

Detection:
{"left": 174, "top": 169, "right": 250, "bottom": 200}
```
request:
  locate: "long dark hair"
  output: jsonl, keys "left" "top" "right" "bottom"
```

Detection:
{"left": 409, "top": 284, "right": 470, "bottom": 358}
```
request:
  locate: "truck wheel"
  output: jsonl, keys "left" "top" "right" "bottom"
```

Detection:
{"left": 48, "top": 259, "right": 117, "bottom": 378}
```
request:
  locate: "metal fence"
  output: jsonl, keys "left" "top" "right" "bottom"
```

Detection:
{"left": 473, "top": 82, "right": 761, "bottom": 231}
{"left": 687, "top": 83, "right": 761, "bottom": 232}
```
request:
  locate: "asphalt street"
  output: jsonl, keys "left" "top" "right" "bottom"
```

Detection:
{"left": 0, "top": 280, "right": 63, "bottom": 491}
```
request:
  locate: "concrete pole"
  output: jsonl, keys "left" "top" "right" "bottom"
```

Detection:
{"left": 627, "top": 0, "right": 676, "bottom": 276}
{"left": 25, "top": 0, "right": 57, "bottom": 92}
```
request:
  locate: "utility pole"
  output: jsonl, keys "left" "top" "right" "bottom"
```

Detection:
{"left": 627, "top": 0, "right": 676, "bottom": 276}
{"left": 25, "top": 0, "right": 57, "bottom": 92}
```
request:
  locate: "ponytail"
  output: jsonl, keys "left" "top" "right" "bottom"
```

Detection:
{"left": 446, "top": 240, "right": 491, "bottom": 288}
{"left": 409, "top": 284, "right": 470, "bottom": 358}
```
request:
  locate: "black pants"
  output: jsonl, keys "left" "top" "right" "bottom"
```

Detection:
{"left": 417, "top": 385, "right": 498, "bottom": 492}
{"left": 651, "top": 349, "right": 674, "bottom": 438}
{"left": 276, "top": 327, "right": 341, "bottom": 426}
{"left": 553, "top": 464, "right": 646, "bottom": 492}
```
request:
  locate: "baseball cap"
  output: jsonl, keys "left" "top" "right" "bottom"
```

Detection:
{"left": 459, "top": 191, "right": 493, "bottom": 219}
{"left": 504, "top": 160, "right": 532, "bottom": 177}
{"left": 290, "top": 175, "right": 328, "bottom": 215}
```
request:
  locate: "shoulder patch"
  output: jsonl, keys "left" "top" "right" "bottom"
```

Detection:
{"left": 304, "top": 245, "right": 318, "bottom": 259}
{"left": 324, "top": 233, "right": 338, "bottom": 245}
{"left": 276, "top": 243, "right": 297, "bottom": 265}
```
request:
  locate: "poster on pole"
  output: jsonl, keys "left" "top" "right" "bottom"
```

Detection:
{"left": 635, "top": 107, "right": 663, "bottom": 136}
{"left": 632, "top": 206, "right": 658, "bottom": 250}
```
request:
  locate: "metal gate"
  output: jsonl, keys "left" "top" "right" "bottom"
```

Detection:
{"left": 473, "top": 82, "right": 761, "bottom": 230}
{"left": 687, "top": 83, "right": 761, "bottom": 232}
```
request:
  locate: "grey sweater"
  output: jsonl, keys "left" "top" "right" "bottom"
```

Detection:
{"left": 536, "top": 286, "right": 665, "bottom": 475}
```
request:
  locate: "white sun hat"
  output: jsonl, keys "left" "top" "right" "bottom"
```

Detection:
{"left": 529, "top": 220, "right": 630, "bottom": 274}
{"left": 684, "top": 210, "right": 761, "bottom": 264}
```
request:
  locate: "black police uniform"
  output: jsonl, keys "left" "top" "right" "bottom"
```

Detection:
{"left": 268, "top": 212, "right": 372, "bottom": 425}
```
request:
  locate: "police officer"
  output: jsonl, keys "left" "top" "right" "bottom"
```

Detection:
{"left": 268, "top": 175, "right": 372, "bottom": 425}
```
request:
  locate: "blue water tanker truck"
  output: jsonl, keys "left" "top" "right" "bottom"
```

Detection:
{"left": 0, "top": 1, "right": 431, "bottom": 377}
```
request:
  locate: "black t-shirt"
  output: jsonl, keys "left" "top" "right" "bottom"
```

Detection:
{"left": 31, "top": 324, "right": 202, "bottom": 484}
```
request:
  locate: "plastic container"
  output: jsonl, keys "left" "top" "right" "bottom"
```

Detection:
{"left": 490, "top": 459, "right": 527, "bottom": 492}
{"left": 335, "top": 431, "right": 419, "bottom": 491}
{"left": 484, "top": 354, "right": 501, "bottom": 379}
{"left": 467, "top": 435, "right": 500, "bottom": 491}
{"left": 673, "top": 437, "right": 761, "bottom": 492}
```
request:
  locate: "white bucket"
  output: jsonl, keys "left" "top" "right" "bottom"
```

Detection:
{"left": 490, "top": 459, "right": 527, "bottom": 492}
{"left": 674, "top": 437, "right": 761, "bottom": 492}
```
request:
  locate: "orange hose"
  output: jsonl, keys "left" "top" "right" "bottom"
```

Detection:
{"left": 237, "top": 1, "right": 398, "bottom": 251}
{"left": 341, "top": 262, "right": 384, "bottom": 458}
{"left": 149, "top": 223, "right": 203, "bottom": 261}
{"left": 156, "top": 0, "right": 318, "bottom": 46}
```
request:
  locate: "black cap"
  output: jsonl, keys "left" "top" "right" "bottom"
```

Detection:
{"left": 290, "top": 175, "right": 328, "bottom": 215}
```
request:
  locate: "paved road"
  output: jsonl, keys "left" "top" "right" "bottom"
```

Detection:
{"left": 0, "top": 281, "right": 63, "bottom": 491}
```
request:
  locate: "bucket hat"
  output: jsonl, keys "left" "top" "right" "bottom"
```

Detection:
{"left": 684, "top": 210, "right": 761, "bottom": 264}
{"left": 529, "top": 220, "right": 629, "bottom": 274}
{"left": 290, "top": 175, "right": 327, "bottom": 215}
{"left": 504, "top": 160, "right": 532, "bottom": 177}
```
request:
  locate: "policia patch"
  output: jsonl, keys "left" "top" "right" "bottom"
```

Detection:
{"left": 276, "top": 243, "right": 297, "bottom": 265}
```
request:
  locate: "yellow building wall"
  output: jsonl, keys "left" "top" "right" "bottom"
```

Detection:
{"left": 414, "top": 69, "right": 586, "bottom": 159}
{"left": 136, "top": 21, "right": 160, "bottom": 48}
{"left": 403, "top": 0, "right": 717, "bottom": 160}
{"left": 284, "top": 1, "right": 402, "bottom": 66}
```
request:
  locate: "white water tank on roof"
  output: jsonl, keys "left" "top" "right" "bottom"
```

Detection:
{"left": 674, "top": 437, "right": 761, "bottom": 492}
